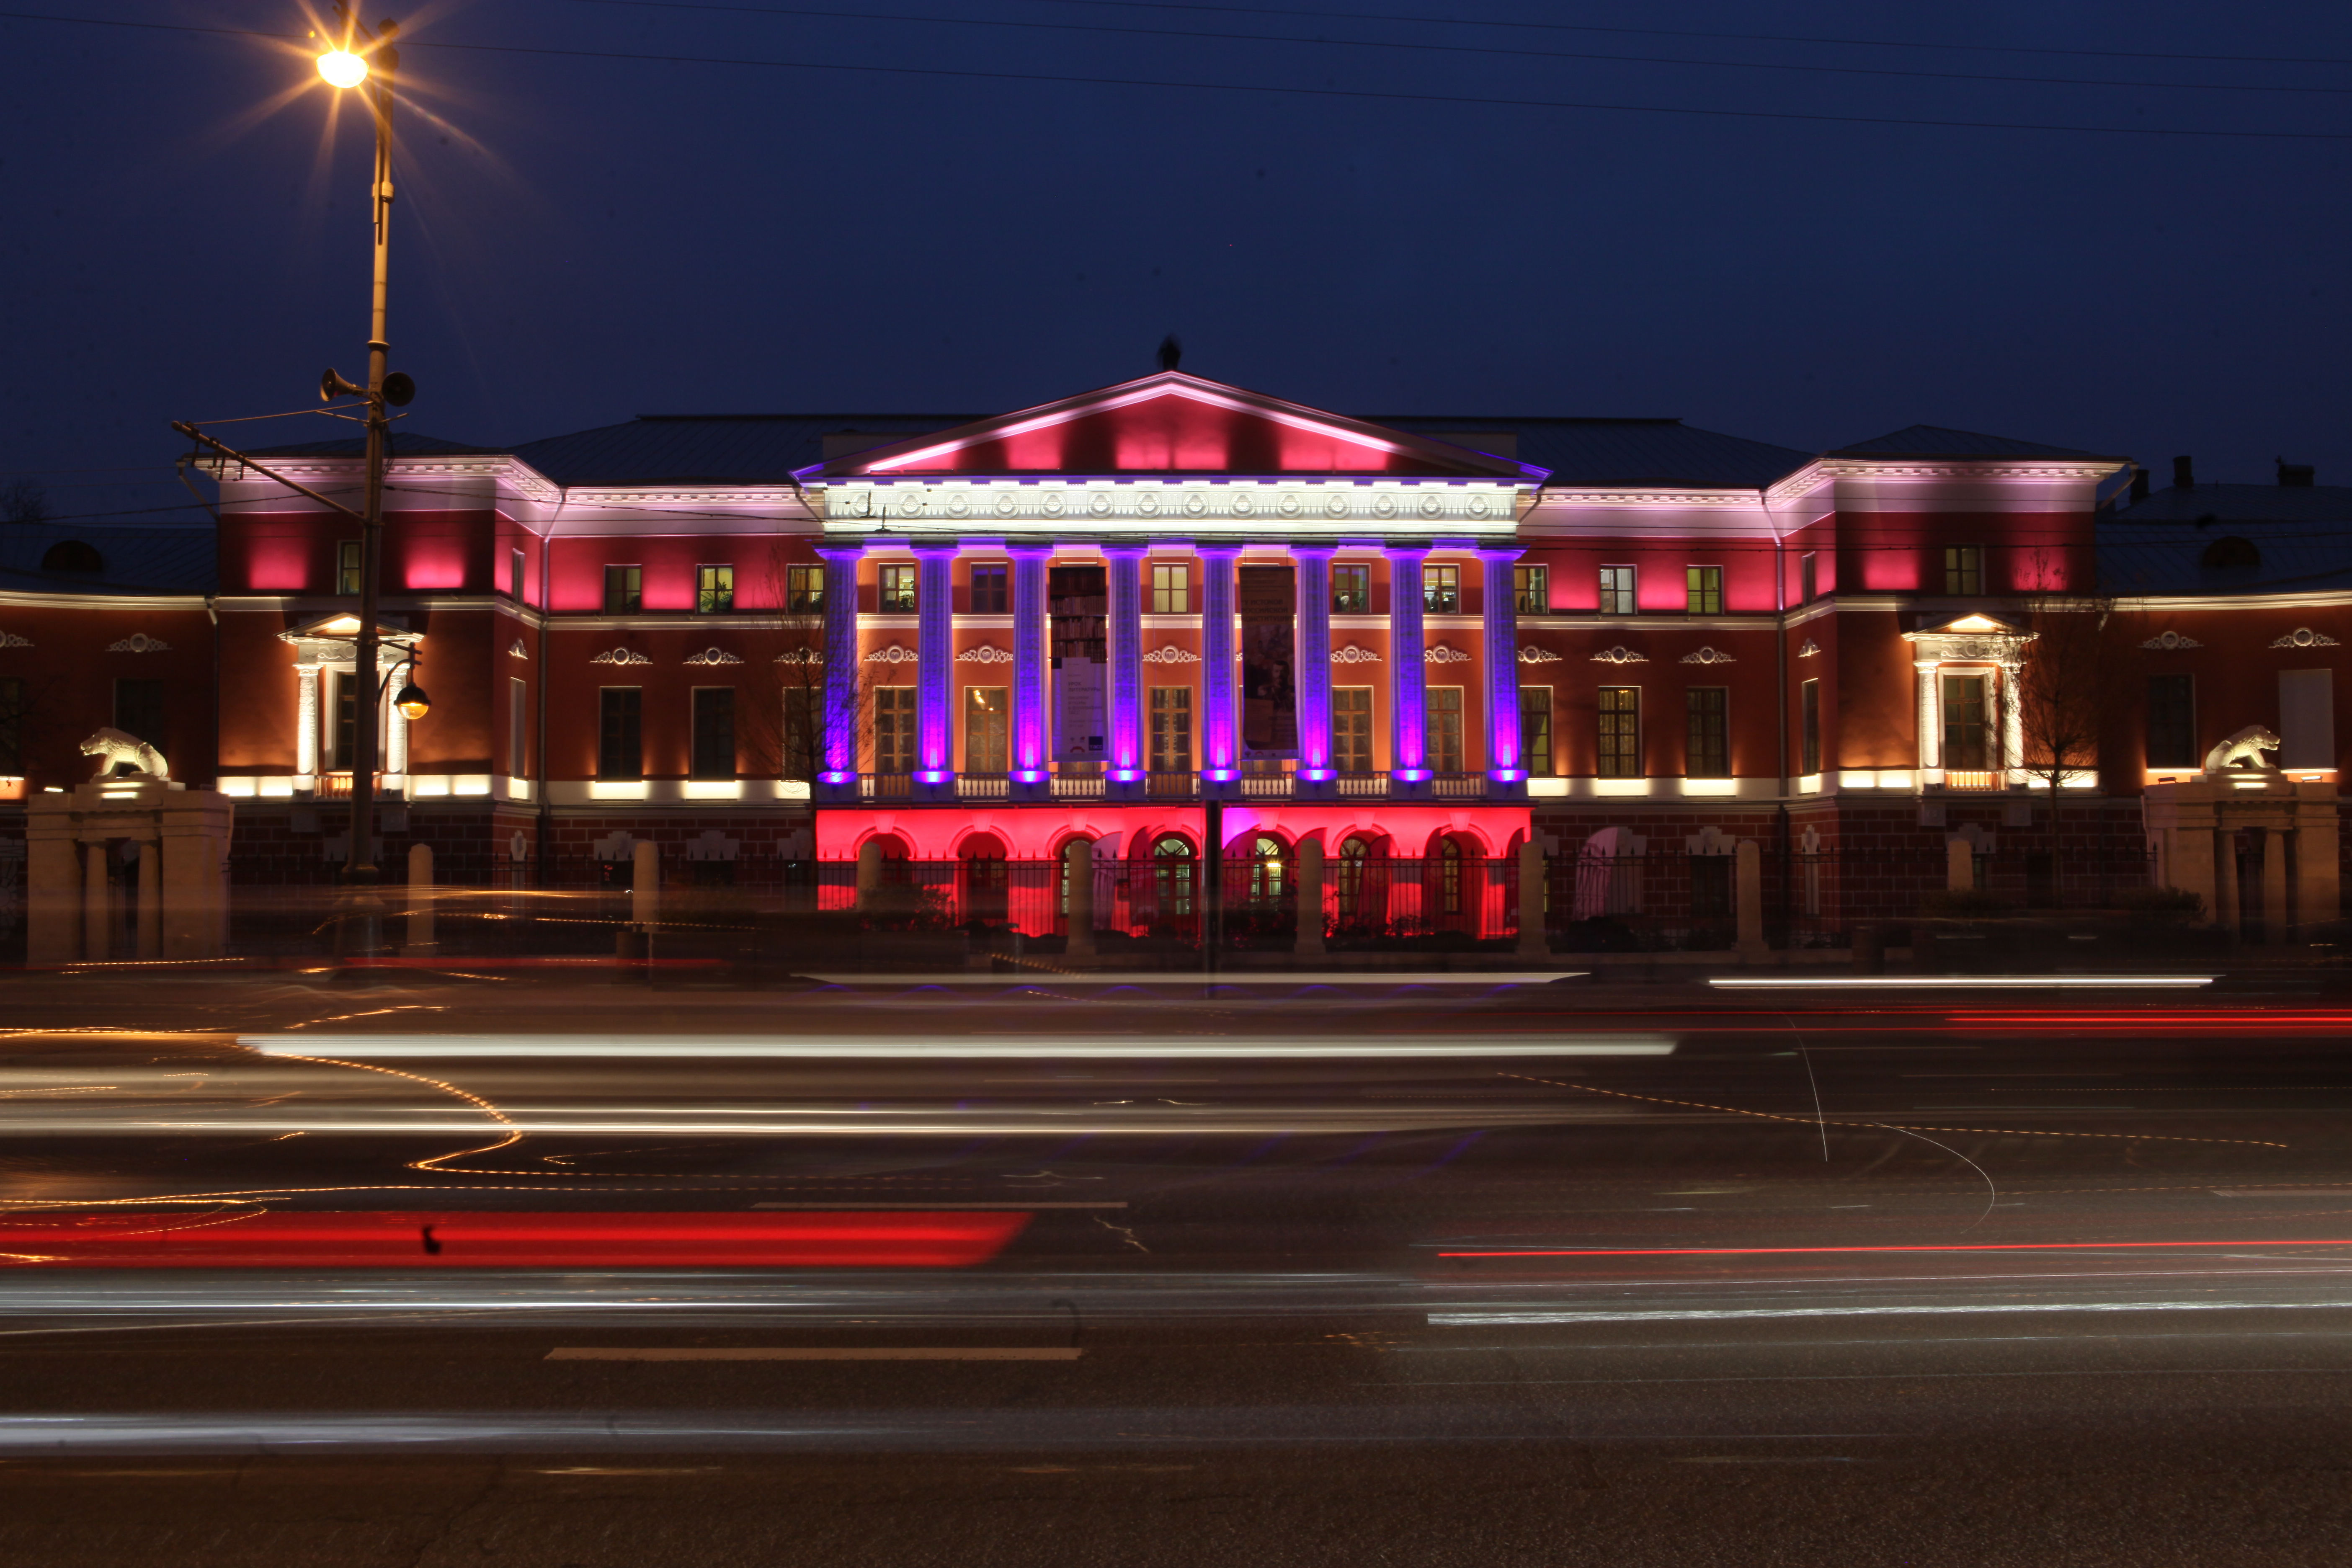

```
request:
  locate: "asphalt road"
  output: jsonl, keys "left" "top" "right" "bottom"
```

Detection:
{"left": 1, "top": 966, "right": 2349, "bottom": 1564}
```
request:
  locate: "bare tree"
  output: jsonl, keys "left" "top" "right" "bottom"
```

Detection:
{"left": 0, "top": 480, "right": 46, "bottom": 526}
{"left": 738, "top": 533, "right": 863, "bottom": 784}
{"left": 2001, "top": 552, "right": 2120, "bottom": 797}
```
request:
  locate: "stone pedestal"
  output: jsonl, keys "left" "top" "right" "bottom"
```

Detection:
{"left": 2144, "top": 775, "right": 2341, "bottom": 941}
{"left": 26, "top": 779, "right": 233, "bottom": 964}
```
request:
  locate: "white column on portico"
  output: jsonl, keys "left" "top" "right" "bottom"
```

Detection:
{"left": 1009, "top": 543, "right": 1052, "bottom": 796}
{"left": 914, "top": 541, "right": 957, "bottom": 787}
{"left": 1478, "top": 544, "right": 1524, "bottom": 785}
{"left": 1914, "top": 657, "right": 1941, "bottom": 781}
{"left": 1999, "top": 657, "right": 2025, "bottom": 784}
{"left": 816, "top": 543, "right": 863, "bottom": 790}
{"left": 296, "top": 665, "right": 321, "bottom": 780}
{"left": 1105, "top": 544, "right": 1147, "bottom": 791}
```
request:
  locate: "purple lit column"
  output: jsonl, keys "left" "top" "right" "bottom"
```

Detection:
{"left": 1198, "top": 544, "right": 1240, "bottom": 786}
{"left": 1385, "top": 544, "right": 1430, "bottom": 795}
{"left": 914, "top": 540, "right": 957, "bottom": 796}
{"left": 1292, "top": 544, "right": 1335, "bottom": 795}
{"left": 1479, "top": 544, "right": 1525, "bottom": 795}
{"left": 1009, "top": 543, "right": 1051, "bottom": 799}
{"left": 817, "top": 542, "right": 863, "bottom": 799}
{"left": 1105, "top": 544, "right": 1146, "bottom": 797}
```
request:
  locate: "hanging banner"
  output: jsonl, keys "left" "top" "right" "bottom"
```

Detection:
{"left": 1239, "top": 563, "right": 1297, "bottom": 757}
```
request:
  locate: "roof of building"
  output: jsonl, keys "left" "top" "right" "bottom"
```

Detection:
{"left": 2098, "top": 482, "right": 2352, "bottom": 595}
{"left": 1370, "top": 416, "right": 1811, "bottom": 489}
{"left": 512, "top": 415, "right": 972, "bottom": 487}
{"left": 0, "top": 523, "right": 216, "bottom": 595}
{"left": 245, "top": 432, "right": 511, "bottom": 460}
{"left": 1826, "top": 424, "right": 2113, "bottom": 460}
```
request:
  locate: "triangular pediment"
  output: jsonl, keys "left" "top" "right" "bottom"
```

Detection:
{"left": 795, "top": 372, "right": 1546, "bottom": 481}
{"left": 279, "top": 611, "right": 416, "bottom": 644}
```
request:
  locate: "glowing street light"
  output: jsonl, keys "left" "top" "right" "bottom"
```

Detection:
{"left": 316, "top": 49, "right": 369, "bottom": 89}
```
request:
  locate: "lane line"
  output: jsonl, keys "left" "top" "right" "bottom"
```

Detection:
{"left": 1710, "top": 976, "right": 2215, "bottom": 989}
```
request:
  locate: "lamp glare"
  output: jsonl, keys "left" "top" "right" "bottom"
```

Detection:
{"left": 317, "top": 50, "right": 369, "bottom": 89}
{"left": 395, "top": 684, "right": 431, "bottom": 722}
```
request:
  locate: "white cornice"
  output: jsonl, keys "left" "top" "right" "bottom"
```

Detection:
{"left": 0, "top": 589, "right": 207, "bottom": 612}
{"left": 815, "top": 475, "right": 1525, "bottom": 535}
{"left": 2113, "top": 589, "right": 2352, "bottom": 612}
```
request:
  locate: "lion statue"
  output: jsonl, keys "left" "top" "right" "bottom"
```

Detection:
{"left": 2202, "top": 724, "right": 2280, "bottom": 774}
{"left": 80, "top": 727, "right": 170, "bottom": 780}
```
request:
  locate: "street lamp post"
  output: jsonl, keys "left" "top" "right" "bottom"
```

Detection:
{"left": 317, "top": 13, "right": 401, "bottom": 886}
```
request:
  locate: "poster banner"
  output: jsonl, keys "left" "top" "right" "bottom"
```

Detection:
{"left": 1239, "top": 563, "right": 1297, "bottom": 756}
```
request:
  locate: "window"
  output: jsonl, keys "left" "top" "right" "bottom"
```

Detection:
{"left": 1437, "top": 837, "right": 1465, "bottom": 917}
{"left": 1335, "top": 835, "right": 1374, "bottom": 919}
{"left": 113, "top": 678, "right": 165, "bottom": 748}
{"left": 1520, "top": 686, "right": 1554, "bottom": 776}
{"left": 1686, "top": 687, "right": 1729, "bottom": 777}
{"left": 2147, "top": 674, "right": 2197, "bottom": 769}
{"left": 338, "top": 540, "right": 363, "bottom": 597}
{"left": 1597, "top": 687, "right": 1640, "bottom": 777}
{"left": 690, "top": 688, "right": 736, "bottom": 778}
{"left": 0, "top": 676, "right": 22, "bottom": 774}
{"left": 786, "top": 565, "right": 823, "bottom": 615}
{"left": 1150, "top": 563, "right": 1190, "bottom": 615}
{"left": 1333, "top": 687, "right": 1374, "bottom": 772}
{"left": 878, "top": 564, "right": 918, "bottom": 613}
{"left": 1245, "top": 836, "right": 1287, "bottom": 906}
{"left": 508, "top": 548, "right": 526, "bottom": 602}
{"left": 598, "top": 689, "right": 642, "bottom": 779}
{"left": 1800, "top": 678, "right": 1821, "bottom": 776}
{"left": 1331, "top": 565, "right": 1370, "bottom": 614}
{"left": 1423, "top": 564, "right": 1460, "bottom": 614}
{"left": 1428, "top": 687, "right": 1465, "bottom": 771}
{"left": 1945, "top": 545, "right": 1984, "bottom": 596}
{"left": 781, "top": 689, "right": 818, "bottom": 780}
{"left": 1152, "top": 835, "right": 1196, "bottom": 918}
{"left": 1599, "top": 565, "right": 1637, "bottom": 616}
{"left": 603, "top": 565, "right": 642, "bottom": 614}
{"left": 1799, "top": 552, "right": 1818, "bottom": 605}
{"left": 696, "top": 564, "right": 734, "bottom": 615}
{"left": 1513, "top": 564, "right": 1548, "bottom": 615}
{"left": 1149, "top": 686, "right": 1192, "bottom": 773}
{"left": 508, "top": 677, "right": 527, "bottom": 776}
{"left": 970, "top": 564, "right": 1008, "bottom": 615}
{"left": 965, "top": 686, "right": 1008, "bottom": 772}
{"left": 1685, "top": 565, "right": 1723, "bottom": 615}
{"left": 874, "top": 687, "right": 917, "bottom": 773}
{"left": 1942, "top": 673, "right": 1991, "bottom": 769}
{"left": 328, "top": 670, "right": 357, "bottom": 770}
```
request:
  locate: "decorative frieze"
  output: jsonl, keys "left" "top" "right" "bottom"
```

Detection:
{"left": 589, "top": 648, "right": 652, "bottom": 665}
{"left": 1424, "top": 645, "right": 1473, "bottom": 664}
{"left": 957, "top": 645, "right": 1014, "bottom": 664}
{"left": 865, "top": 645, "right": 919, "bottom": 664}
{"left": 508, "top": 639, "right": 529, "bottom": 659}
{"left": 1798, "top": 638, "right": 1820, "bottom": 657}
{"left": 2141, "top": 630, "right": 2202, "bottom": 650}
{"left": 1518, "top": 645, "right": 1563, "bottom": 664}
{"left": 1331, "top": 645, "right": 1381, "bottom": 665}
{"left": 0, "top": 631, "right": 29, "bottom": 648}
{"left": 1591, "top": 646, "right": 1648, "bottom": 664}
{"left": 1680, "top": 646, "right": 1736, "bottom": 665}
{"left": 683, "top": 647, "right": 743, "bottom": 665}
{"left": 1141, "top": 645, "right": 1200, "bottom": 665}
{"left": 106, "top": 633, "right": 170, "bottom": 653}
{"left": 2271, "top": 627, "right": 2339, "bottom": 649}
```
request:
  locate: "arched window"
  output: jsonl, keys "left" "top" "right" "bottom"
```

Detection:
{"left": 1246, "top": 835, "right": 1287, "bottom": 906}
{"left": 41, "top": 540, "right": 103, "bottom": 573}
{"left": 1438, "top": 836, "right": 1465, "bottom": 916}
{"left": 960, "top": 833, "right": 1008, "bottom": 919}
{"left": 1152, "top": 835, "right": 1195, "bottom": 917}
{"left": 1336, "top": 835, "right": 1371, "bottom": 917}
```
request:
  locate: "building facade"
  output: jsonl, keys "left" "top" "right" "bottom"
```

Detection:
{"left": 3, "top": 370, "right": 2343, "bottom": 939}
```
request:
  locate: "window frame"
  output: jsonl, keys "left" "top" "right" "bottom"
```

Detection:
{"left": 1333, "top": 686, "right": 1375, "bottom": 773}
{"left": 1427, "top": 685, "right": 1465, "bottom": 773}
{"left": 1685, "top": 686, "right": 1730, "bottom": 779}
{"left": 508, "top": 676, "right": 528, "bottom": 777}
{"left": 1598, "top": 565, "right": 1637, "bottom": 616}
{"left": 603, "top": 565, "right": 642, "bottom": 615}
{"left": 964, "top": 685, "right": 1009, "bottom": 773}
{"left": 1519, "top": 685, "right": 1554, "bottom": 776}
{"left": 1597, "top": 686, "right": 1641, "bottom": 778}
{"left": 1799, "top": 552, "right": 1818, "bottom": 605}
{"left": 1331, "top": 563, "right": 1371, "bottom": 614}
{"left": 695, "top": 563, "right": 735, "bottom": 616}
{"left": 508, "top": 547, "right": 527, "bottom": 603}
{"left": 1945, "top": 545, "right": 1985, "bottom": 597}
{"left": 1150, "top": 562, "right": 1191, "bottom": 616}
{"left": 689, "top": 686, "right": 738, "bottom": 779}
{"left": 1148, "top": 685, "right": 1193, "bottom": 774}
{"left": 597, "top": 687, "right": 643, "bottom": 780}
{"left": 1685, "top": 565, "right": 1724, "bottom": 616}
{"left": 1513, "top": 564, "right": 1548, "bottom": 616}
{"left": 1423, "top": 563, "right": 1461, "bottom": 614}
{"left": 1800, "top": 678, "right": 1822, "bottom": 776}
{"left": 969, "top": 562, "right": 1009, "bottom": 616}
{"left": 337, "top": 540, "right": 364, "bottom": 597}
{"left": 873, "top": 685, "right": 918, "bottom": 774}
{"left": 785, "top": 565, "right": 824, "bottom": 615}
{"left": 877, "top": 563, "right": 919, "bottom": 614}
{"left": 2146, "top": 673, "right": 2197, "bottom": 770}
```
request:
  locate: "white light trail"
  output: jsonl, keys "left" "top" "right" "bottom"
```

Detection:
{"left": 238, "top": 1034, "right": 1676, "bottom": 1060}
{"left": 800, "top": 972, "right": 1589, "bottom": 987}
{"left": 1431, "top": 1299, "right": 2335, "bottom": 1326}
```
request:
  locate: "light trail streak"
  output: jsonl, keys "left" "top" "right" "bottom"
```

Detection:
{"left": 1437, "top": 1239, "right": 2352, "bottom": 1258}
{"left": 239, "top": 1034, "right": 1676, "bottom": 1060}
{"left": 801, "top": 971, "right": 1591, "bottom": 987}
{"left": 1432, "top": 1300, "right": 2352, "bottom": 1324}
{"left": 1709, "top": 976, "right": 2216, "bottom": 990}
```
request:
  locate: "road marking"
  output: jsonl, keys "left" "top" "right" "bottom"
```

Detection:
{"left": 546, "top": 1347, "right": 1084, "bottom": 1362}
{"left": 802, "top": 972, "right": 1588, "bottom": 987}
{"left": 1710, "top": 975, "right": 2215, "bottom": 989}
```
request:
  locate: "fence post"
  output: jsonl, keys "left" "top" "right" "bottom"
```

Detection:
{"left": 1065, "top": 837, "right": 1096, "bottom": 959}
{"left": 405, "top": 843, "right": 435, "bottom": 953}
{"left": 1295, "top": 837, "right": 1326, "bottom": 959}
{"left": 1516, "top": 840, "right": 1547, "bottom": 961}
{"left": 854, "top": 841, "right": 882, "bottom": 916}
{"left": 1735, "top": 839, "right": 1768, "bottom": 962}
{"left": 1946, "top": 837, "right": 1974, "bottom": 893}
{"left": 632, "top": 840, "right": 660, "bottom": 927}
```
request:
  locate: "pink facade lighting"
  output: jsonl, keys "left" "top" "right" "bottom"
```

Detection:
{"left": 1197, "top": 544, "right": 1240, "bottom": 780}
{"left": 1385, "top": 543, "right": 1431, "bottom": 782}
{"left": 1292, "top": 544, "right": 1336, "bottom": 786}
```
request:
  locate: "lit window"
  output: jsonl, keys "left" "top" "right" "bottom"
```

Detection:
{"left": 1598, "top": 687, "right": 1640, "bottom": 777}
{"left": 1513, "top": 564, "right": 1548, "bottom": 615}
{"left": 1685, "top": 566, "right": 1723, "bottom": 616}
{"left": 786, "top": 565, "right": 823, "bottom": 614}
{"left": 878, "top": 564, "right": 918, "bottom": 614}
{"left": 1332, "top": 565, "right": 1370, "bottom": 614}
{"left": 338, "top": 541, "right": 363, "bottom": 597}
{"left": 1945, "top": 545, "right": 1985, "bottom": 596}
{"left": 603, "top": 565, "right": 642, "bottom": 614}
{"left": 1599, "top": 565, "right": 1636, "bottom": 616}
{"left": 1423, "top": 564, "right": 1460, "bottom": 614}
{"left": 1686, "top": 688, "right": 1729, "bottom": 777}
{"left": 1150, "top": 563, "right": 1190, "bottom": 615}
{"left": 696, "top": 564, "right": 734, "bottom": 615}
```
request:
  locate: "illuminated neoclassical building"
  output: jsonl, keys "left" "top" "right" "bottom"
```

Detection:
{"left": 1, "top": 368, "right": 2343, "bottom": 933}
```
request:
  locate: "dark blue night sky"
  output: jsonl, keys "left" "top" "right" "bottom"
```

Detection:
{"left": 5, "top": 1, "right": 2347, "bottom": 524}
